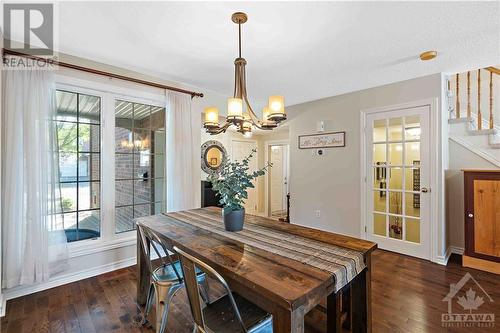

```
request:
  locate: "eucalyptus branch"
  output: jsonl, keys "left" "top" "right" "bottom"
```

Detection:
{"left": 208, "top": 148, "right": 271, "bottom": 212}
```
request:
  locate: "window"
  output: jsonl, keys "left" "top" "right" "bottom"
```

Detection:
{"left": 55, "top": 90, "right": 101, "bottom": 242}
{"left": 114, "top": 100, "right": 166, "bottom": 234}
{"left": 54, "top": 80, "right": 167, "bottom": 245}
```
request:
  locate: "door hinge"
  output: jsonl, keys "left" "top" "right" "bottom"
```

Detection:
{"left": 364, "top": 226, "right": 367, "bottom": 233}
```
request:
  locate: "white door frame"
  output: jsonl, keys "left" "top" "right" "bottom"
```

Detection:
{"left": 264, "top": 139, "right": 290, "bottom": 217}
{"left": 360, "top": 98, "right": 440, "bottom": 261}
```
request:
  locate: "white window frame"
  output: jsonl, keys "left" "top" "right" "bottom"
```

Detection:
{"left": 55, "top": 74, "right": 167, "bottom": 256}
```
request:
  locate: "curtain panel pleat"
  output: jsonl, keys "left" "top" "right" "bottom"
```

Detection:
{"left": 166, "top": 91, "right": 201, "bottom": 212}
{"left": 1, "top": 60, "right": 68, "bottom": 288}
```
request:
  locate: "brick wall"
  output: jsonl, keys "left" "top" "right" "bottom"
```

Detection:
{"left": 114, "top": 108, "right": 165, "bottom": 232}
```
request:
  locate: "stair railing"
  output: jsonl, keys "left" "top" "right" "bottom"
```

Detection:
{"left": 490, "top": 71, "right": 494, "bottom": 130}
{"left": 450, "top": 66, "right": 498, "bottom": 131}
{"left": 456, "top": 73, "right": 460, "bottom": 119}
{"left": 478, "top": 69, "right": 482, "bottom": 130}
{"left": 467, "top": 71, "right": 471, "bottom": 118}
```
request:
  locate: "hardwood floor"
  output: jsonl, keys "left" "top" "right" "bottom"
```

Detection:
{"left": 1, "top": 249, "right": 499, "bottom": 333}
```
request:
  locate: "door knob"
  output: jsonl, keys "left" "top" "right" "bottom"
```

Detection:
{"left": 421, "top": 187, "right": 430, "bottom": 193}
{"left": 468, "top": 213, "right": 474, "bottom": 218}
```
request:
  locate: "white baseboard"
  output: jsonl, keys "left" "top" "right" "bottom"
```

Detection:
{"left": 433, "top": 250, "right": 450, "bottom": 266}
{"left": 449, "top": 246, "right": 464, "bottom": 255}
{"left": 0, "top": 293, "right": 5, "bottom": 317}
{"left": 434, "top": 246, "right": 464, "bottom": 266}
{"left": 3, "top": 256, "right": 136, "bottom": 305}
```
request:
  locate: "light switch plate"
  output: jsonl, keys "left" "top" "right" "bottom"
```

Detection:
{"left": 317, "top": 120, "right": 325, "bottom": 132}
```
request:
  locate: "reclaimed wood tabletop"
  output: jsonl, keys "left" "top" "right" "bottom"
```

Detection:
{"left": 136, "top": 207, "right": 377, "bottom": 333}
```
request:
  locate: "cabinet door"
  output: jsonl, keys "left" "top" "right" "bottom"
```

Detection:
{"left": 465, "top": 172, "right": 500, "bottom": 262}
{"left": 473, "top": 179, "right": 500, "bottom": 257}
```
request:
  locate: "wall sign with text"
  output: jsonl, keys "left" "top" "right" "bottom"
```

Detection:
{"left": 298, "top": 131, "right": 346, "bottom": 149}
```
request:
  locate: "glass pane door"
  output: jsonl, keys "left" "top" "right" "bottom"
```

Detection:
{"left": 366, "top": 106, "right": 430, "bottom": 259}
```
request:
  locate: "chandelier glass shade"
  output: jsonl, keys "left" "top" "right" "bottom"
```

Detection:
{"left": 203, "top": 12, "right": 286, "bottom": 135}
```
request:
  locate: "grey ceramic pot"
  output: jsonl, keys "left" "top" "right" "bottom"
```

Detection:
{"left": 223, "top": 208, "right": 245, "bottom": 232}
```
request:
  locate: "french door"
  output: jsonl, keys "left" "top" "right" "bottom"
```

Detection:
{"left": 365, "top": 106, "right": 431, "bottom": 259}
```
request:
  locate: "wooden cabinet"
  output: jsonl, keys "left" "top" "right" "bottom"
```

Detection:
{"left": 463, "top": 170, "right": 500, "bottom": 274}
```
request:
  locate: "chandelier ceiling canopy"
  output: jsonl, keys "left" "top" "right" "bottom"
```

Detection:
{"left": 204, "top": 12, "right": 286, "bottom": 136}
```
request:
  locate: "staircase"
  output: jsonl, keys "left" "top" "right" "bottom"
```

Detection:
{"left": 448, "top": 67, "right": 500, "bottom": 166}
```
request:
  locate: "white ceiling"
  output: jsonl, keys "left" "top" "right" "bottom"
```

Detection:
{"left": 51, "top": 1, "right": 500, "bottom": 107}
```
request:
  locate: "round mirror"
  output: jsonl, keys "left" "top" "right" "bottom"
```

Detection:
{"left": 201, "top": 140, "right": 227, "bottom": 175}
{"left": 206, "top": 146, "right": 223, "bottom": 168}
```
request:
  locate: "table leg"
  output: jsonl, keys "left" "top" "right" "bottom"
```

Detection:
{"left": 272, "top": 305, "right": 305, "bottom": 333}
{"left": 351, "top": 269, "right": 368, "bottom": 333}
{"left": 137, "top": 228, "right": 150, "bottom": 305}
{"left": 342, "top": 287, "right": 351, "bottom": 330}
{"left": 366, "top": 252, "right": 372, "bottom": 333}
{"left": 327, "top": 292, "right": 342, "bottom": 333}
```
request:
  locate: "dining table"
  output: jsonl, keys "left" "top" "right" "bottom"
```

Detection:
{"left": 136, "top": 207, "right": 377, "bottom": 333}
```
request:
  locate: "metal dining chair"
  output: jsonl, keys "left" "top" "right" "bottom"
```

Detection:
{"left": 137, "top": 224, "right": 210, "bottom": 333}
{"left": 173, "top": 246, "right": 273, "bottom": 333}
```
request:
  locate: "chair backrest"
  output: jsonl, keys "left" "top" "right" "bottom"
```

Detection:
{"left": 173, "top": 246, "right": 247, "bottom": 333}
{"left": 137, "top": 223, "right": 182, "bottom": 282}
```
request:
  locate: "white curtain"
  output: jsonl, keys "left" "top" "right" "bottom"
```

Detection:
{"left": 166, "top": 91, "right": 201, "bottom": 212}
{"left": 2, "top": 61, "right": 68, "bottom": 288}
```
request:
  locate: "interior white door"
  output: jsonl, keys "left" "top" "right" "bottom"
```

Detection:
{"left": 269, "top": 145, "right": 289, "bottom": 216}
{"left": 232, "top": 140, "right": 258, "bottom": 214}
{"left": 365, "top": 106, "right": 431, "bottom": 259}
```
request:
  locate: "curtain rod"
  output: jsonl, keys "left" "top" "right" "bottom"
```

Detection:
{"left": 2, "top": 48, "right": 204, "bottom": 98}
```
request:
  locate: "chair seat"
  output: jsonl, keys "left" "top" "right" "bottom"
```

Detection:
{"left": 153, "top": 261, "right": 204, "bottom": 282}
{"left": 202, "top": 293, "right": 273, "bottom": 333}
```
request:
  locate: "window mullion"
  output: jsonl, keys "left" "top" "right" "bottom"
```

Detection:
{"left": 101, "top": 93, "right": 116, "bottom": 241}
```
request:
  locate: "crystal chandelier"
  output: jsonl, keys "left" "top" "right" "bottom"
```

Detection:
{"left": 204, "top": 12, "right": 286, "bottom": 136}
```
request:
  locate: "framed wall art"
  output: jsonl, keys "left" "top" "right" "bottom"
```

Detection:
{"left": 298, "top": 131, "right": 345, "bottom": 149}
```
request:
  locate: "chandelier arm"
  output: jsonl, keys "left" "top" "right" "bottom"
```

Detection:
{"left": 242, "top": 93, "right": 257, "bottom": 121}
{"left": 240, "top": 64, "right": 245, "bottom": 98}
{"left": 239, "top": 66, "right": 264, "bottom": 127}
{"left": 234, "top": 61, "right": 242, "bottom": 98}
{"left": 238, "top": 65, "right": 244, "bottom": 98}
{"left": 233, "top": 64, "right": 237, "bottom": 97}
{"left": 209, "top": 122, "right": 232, "bottom": 135}
{"left": 243, "top": 95, "right": 267, "bottom": 129}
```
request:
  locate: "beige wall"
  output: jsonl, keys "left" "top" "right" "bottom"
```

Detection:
{"left": 446, "top": 140, "right": 499, "bottom": 250}
{"left": 286, "top": 74, "right": 443, "bottom": 242}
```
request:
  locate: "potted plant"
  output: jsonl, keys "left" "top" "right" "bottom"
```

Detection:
{"left": 208, "top": 149, "right": 270, "bottom": 231}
